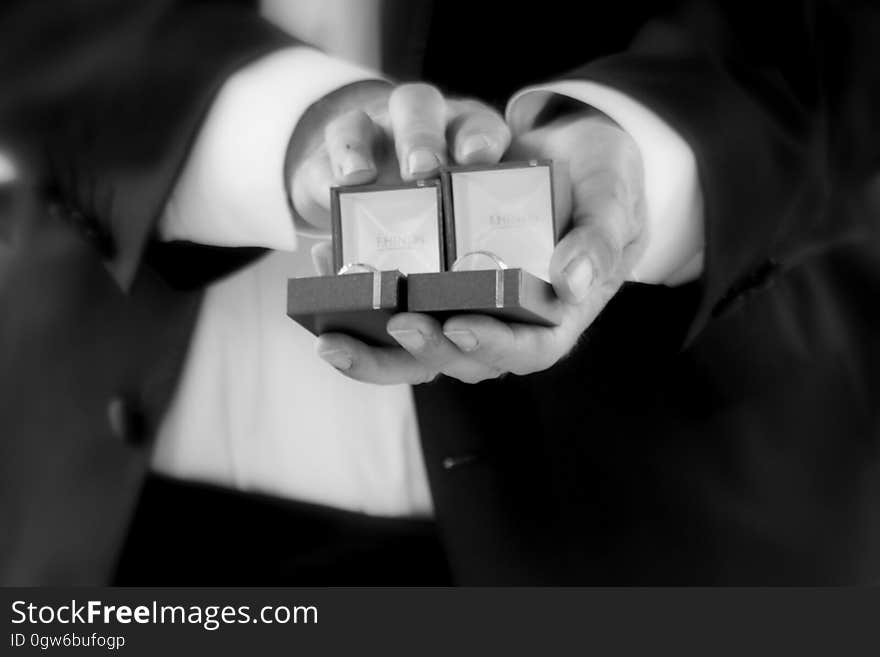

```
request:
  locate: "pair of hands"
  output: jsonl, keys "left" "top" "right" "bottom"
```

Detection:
{"left": 289, "top": 83, "right": 647, "bottom": 385}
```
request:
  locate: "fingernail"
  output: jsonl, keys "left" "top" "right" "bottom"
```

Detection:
{"left": 407, "top": 149, "right": 440, "bottom": 177}
{"left": 443, "top": 329, "right": 479, "bottom": 352}
{"left": 564, "top": 257, "right": 594, "bottom": 302}
{"left": 318, "top": 348, "right": 353, "bottom": 371}
{"left": 389, "top": 329, "right": 426, "bottom": 352}
{"left": 339, "top": 151, "right": 372, "bottom": 178}
{"left": 459, "top": 134, "right": 492, "bottom": 161}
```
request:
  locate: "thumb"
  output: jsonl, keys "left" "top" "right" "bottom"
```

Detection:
{"left": 311, "top": 241, "right": 335, "bottom": 276}
{"left": 549, "top": 184, "right": 635, "bottom": 304}
{"left": 549, "top": 222, "right": 620, "bottom": 304}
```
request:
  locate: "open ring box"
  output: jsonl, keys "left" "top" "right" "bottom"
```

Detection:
{"left": 286, "top": 180, "right": 443, "bottom": 346}
{"left": 407, "top": 160, "right": 566, "bottom": 326}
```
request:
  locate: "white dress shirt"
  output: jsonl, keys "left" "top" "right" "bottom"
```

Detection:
{"left": 151, "top": 3, "right": 704, "bottom": 517}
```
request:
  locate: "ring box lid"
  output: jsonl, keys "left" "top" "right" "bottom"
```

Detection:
{"left": 441, "top": 160, "right": 561, "bottom": 281}
{"left": 331, "top": 180, "right": 444, "bottom": 275}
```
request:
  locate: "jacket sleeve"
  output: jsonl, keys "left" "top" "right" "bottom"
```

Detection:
{"left": 0, "top": 0, "right": 297, "bottom": 289}
{"left": 561, "top": 0, "right": 880, "bottom": 341}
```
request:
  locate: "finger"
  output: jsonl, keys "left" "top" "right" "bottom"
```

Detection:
{"left": 289, "top": 149, "right": 335, "bottom": 231}
{"left": 310, "top": 241, "right": 334, "bottom": 276}
{"left": 442, "top": 314, "right": 566, "bottom": 376}
{"left": 388, "top": 83, "right": 447, "bottom": 180}
{"left": 316, "top": 333, "right": 437, "bottom": 385}
{"left": 323, "top": 109, "right": 379, "bottom": 185}
{"left": 548, "top": 224, "right": 606, "bottom": 304}
{"left": 446, "top": 99, "right": 511, "bottom": 165}
{"left": 387, "top": 313, "right": 502, "bottom": 384}
{"left": 550, "top": 178, "right": 640, "bottom": 303}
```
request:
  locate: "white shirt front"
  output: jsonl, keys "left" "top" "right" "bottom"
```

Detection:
{"left": 151, "top": 2, "right": 703, "bottom": 517}
{"left": 152, "top": 242, "right": 433, "bottom": 516}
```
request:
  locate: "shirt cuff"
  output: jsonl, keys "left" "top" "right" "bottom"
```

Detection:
{"left": 159, "top": 47, "right": 381, "bottom": 252}
{"left": 0, "top": 150, "right": 16, "bottom": 185}
{"left": 506, "top": 80, "right": 705, "bottom": 285}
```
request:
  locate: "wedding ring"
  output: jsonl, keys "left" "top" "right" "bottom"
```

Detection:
{"left": 451, "top": 250, "right": 508, "bottom": 272}
{"left": 337, "top": 262, "right": 380, "bottom": 275}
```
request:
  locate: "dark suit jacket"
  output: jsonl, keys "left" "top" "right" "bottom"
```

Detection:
{"left": 0, "top": 0, "right": 293, "bottom": 584}
{"left": 2, "top": 0, "right": 879, "bottom": 584}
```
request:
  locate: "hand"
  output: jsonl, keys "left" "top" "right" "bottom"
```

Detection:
{"left": 288, "top": 81, "right": 511, "bottom": 233}
{"left": 316, "top": 112, "right": 649, "bottom": 384}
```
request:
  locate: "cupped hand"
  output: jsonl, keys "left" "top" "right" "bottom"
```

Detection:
{"left": 315, "top": 112, "right": 648, "bottom": 385}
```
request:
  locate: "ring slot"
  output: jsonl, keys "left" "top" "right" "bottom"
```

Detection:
{"left": 451, "top": 250, "right": 509, "bottom": 272}
{"left": 337, "top": 262, "right": 382, "bottom": 310}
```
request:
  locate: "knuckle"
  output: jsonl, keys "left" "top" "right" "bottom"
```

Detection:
{"left": 415, "top": 336, "right": 457, "bottom": 368}
{"left": 479, "top": 345, "right": 509, "bottom": 371}
{"left": 389, "top": 85, "right": 446, "bottom": 129}
{"left": 399, "top": 127, "right": 445, "bottom": 146}
{"left": 572, "top": 168, "right": 621, "bottom": 201}
{"left": 302, "top": 147, "right": 330, "bottom": 176}
{"left": 592, "top": 231, "right": 622, "bottom": 274}
{"left": 495, "top": 121, "right": 513, "bottom": 146}
{"left": 456, "top": 370, "right": 492, "bottom": 385}
{"left": 457, "top": 110, "right": 507, "bottom": 135}
{"left": 415, "top": 368, "right": 441, "bottom": 385}
{"left": 305, "top": 151, "right": 332, "bottom": 180}
{"left": 420, "top": 328, "right": 446, "bottom": 350}
{"left": 325, "top": 110, "right": 371, "bottom": 139}
{"left": 509, "top": 361, "right": 539, "bottom": 377}
{"left": 543, "top": 347, "right": 564, "bottom": 371}
{"left": 528, "top": 351, "right": 558, "bottom": 375}
{"left": 324, "top": 109, "right": 354, "bottom": 130}
{"left": 394, "top": 82, "right": 443, "bottom": 104}
{"left": 558, "top": 225, "right": 593, "bottom": 253}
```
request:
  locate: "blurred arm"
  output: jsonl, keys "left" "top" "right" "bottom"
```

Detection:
{"left": 158, "top": 47, "right": 381, "bottom": 251}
